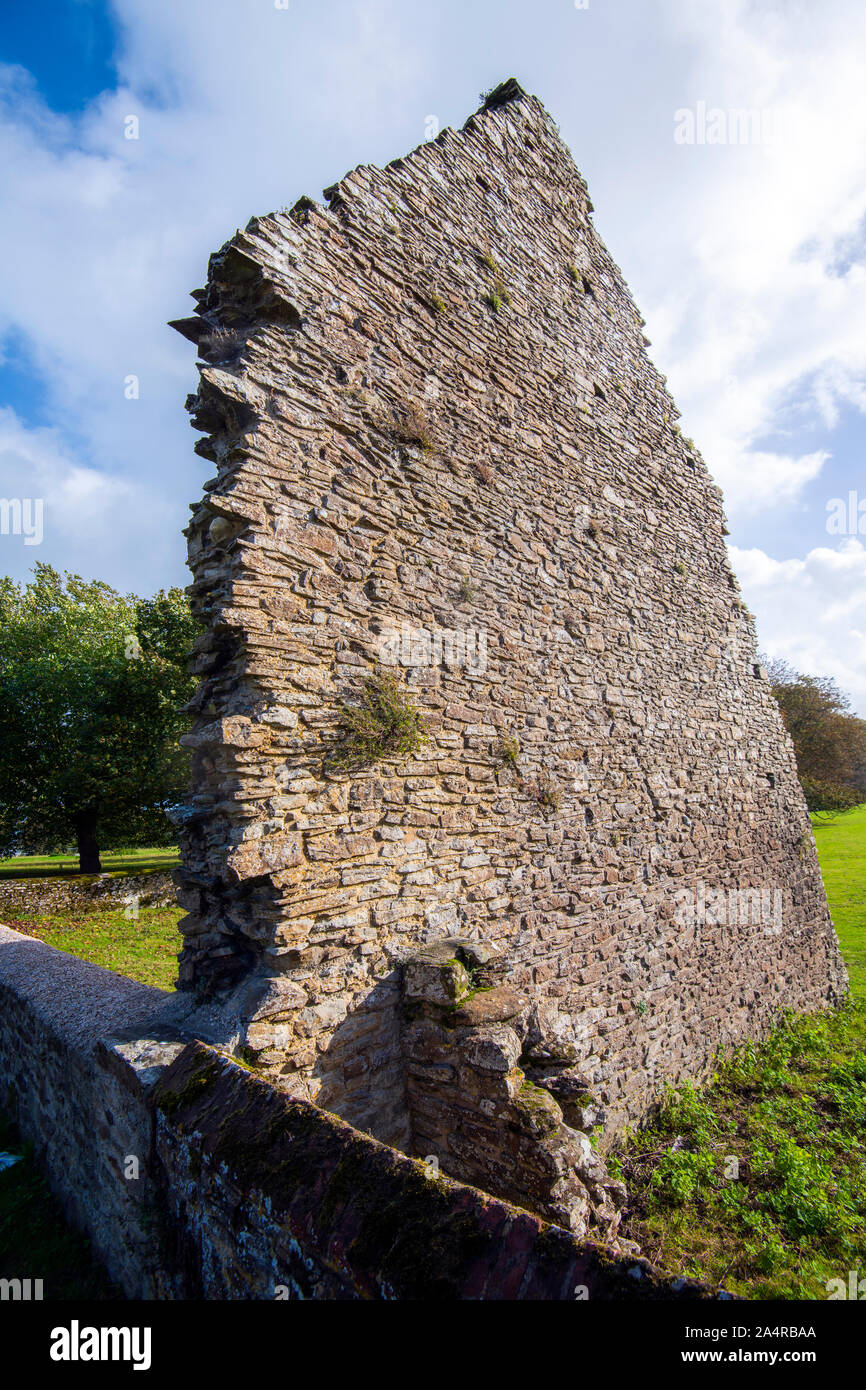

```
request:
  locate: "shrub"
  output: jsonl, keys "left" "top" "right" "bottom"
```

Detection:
{"left": 496, "top": 735, "right": 520, "bottom": 771}
{"left": 329, "top": 668, "right": 427, "bottom": 768}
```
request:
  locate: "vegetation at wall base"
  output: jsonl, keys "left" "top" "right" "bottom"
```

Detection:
{"left": 611, "top": 1000, "right": 866, "bottom": 1299}
{"left": 609, "top": 803, "right": 866, "bottom": 1298}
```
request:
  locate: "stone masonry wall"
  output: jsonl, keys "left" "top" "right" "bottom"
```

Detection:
{"left": 400, "top": 936, "right": 629, "bottom": 1243}
{"left": 0, "top": 924, "right": 713, "bottom": 1301}
{"left": 170, "top": 78, "right": 846, "bottom": 1150}
{"left": 0, "top": 869, "right": 176, "bottom": 919}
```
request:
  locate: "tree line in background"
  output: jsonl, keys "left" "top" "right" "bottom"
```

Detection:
{"left": 765, "top": 659, "right": 866, "bottom": 816}
{"left": 0, "top": 564, "right": 198, "bottom": 872}
{"left": 0, "top": 566, "right": 863, "bottom": 876}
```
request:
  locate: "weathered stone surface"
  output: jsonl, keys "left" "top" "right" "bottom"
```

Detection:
{"left": 225, "top": 830, "right": 303, "bottom": 883}
{"left": 403, "top": 939, "right": 471, "bottom": 1004}
{"left": 171, "top": 77, "right": 846, "bottom": 1150}
{"left": 0, "top": 869, "right": 176, "bottom": 918}
{"left": 400, "top": 937, "right": 627, "bottom": 1243}
{"left": 0, "top": 926, "right": 723, "bottom": 1300}
{"left": 450, "top": 985, "right": 525, "bottom": 1026}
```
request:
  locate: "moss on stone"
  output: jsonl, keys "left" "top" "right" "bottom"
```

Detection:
{"left": 513, "top": 1079, "right": 562, "bottom": 1136}
{"left": 156, "top": 1057, "right": 222, "bottom": 1119}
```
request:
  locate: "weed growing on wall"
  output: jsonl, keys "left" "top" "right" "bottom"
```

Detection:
{"left": 330, "top": 668, "right": 428, "bottom": 768}
{"left": 496, "top": 735, "right": 521, "bottom": 772}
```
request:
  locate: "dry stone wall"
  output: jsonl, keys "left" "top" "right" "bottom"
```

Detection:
{"left": 0, "top": 869, "right": 175, "bottom": 919}
{"left": 171, "top": 78, "right": 846, "bottom": 1153}
{"left": 0, "top": 925, "right": 714, "bottom": 1301}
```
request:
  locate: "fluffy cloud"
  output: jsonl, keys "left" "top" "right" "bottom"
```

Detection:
{"left": 0, "top": 407, "right": 180, "bottom": 593}
{"left": 732, "top": 540, "right": 866, "bottom": 713}
{"left": 598, "top": 1, "right": 866, "bottom": 523}
{"left": 0, "top": 0, "right": 864, "bottom": 710}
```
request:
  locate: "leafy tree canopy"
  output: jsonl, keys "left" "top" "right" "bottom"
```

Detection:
{"left": 765, "top": 657, "right": 866, "bottom": 817}
{"left": 0, "top": 564, "right": 198, "bottom": 871}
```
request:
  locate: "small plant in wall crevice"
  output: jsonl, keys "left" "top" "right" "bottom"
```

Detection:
{"left": 496, "top": 735, "right": 521, "bottom": 774}
{"left": 485, "top": 278, "right": 512, "bottom": 313}
{"left": 527, "top": 771, "right": 562, "bottom": 814}
{"left": 372, "top": 393, "right": 437, "bottom": 455}
{"left": 328, "top": 667, "right": 428, "bottom": 769}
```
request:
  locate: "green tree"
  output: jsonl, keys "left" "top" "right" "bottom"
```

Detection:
{"left": 766, "top": 658, "right": 866, "bottom": 816}
{"left": 0, "top": 564, "right": 197, "bottom": 872}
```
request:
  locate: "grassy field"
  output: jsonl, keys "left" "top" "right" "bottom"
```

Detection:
{"left": 0, "top": 1110, "right": 119, "bottom": 1300}
{"left": 613, "top": 804, "right": 866, "bottom": 1298}
{"left": 4, "top": 903, "right": 183, "bottom": 990}
{"left": 813, "top": 804, "right": 866, "bottom": 998}
{"left": 0, "top": 847, "right": 179, "bottom": 879}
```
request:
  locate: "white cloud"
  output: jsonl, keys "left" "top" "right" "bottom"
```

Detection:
{"left": 731, "top": 540, "right": 866, "bottom": 715}
{"left": 614, "top": 0, "right": 866, "bottom": 518}
{"left": 0, "top": 407, "right": 179, "bottom": 591}
{"left": 713, "top": 449, "right": 830, "bottom": 517}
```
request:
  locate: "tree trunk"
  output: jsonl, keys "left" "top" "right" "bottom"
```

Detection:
{"left": 75, "top": 812, "right": 102, "bottom": 874}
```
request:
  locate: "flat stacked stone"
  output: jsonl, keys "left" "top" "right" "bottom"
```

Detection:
{"left": 170, "top": 78, "right": 846, "bottom": 1151}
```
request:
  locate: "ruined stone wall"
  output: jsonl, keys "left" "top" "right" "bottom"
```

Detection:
{"left": 0, "top": 868, "right": 175, "bottom": 919}
{"left": 171, "top": 79, "right": 846, "bottom": 1150}
{"left": 0, "top": 924, "right": 710, "bottom": 1301}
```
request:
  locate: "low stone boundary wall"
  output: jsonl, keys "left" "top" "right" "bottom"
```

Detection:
{"left": 0, "top": 924, "right": 716, "bottom": 1300}
{"left": 0, "top": 869, "right": 177, "bottom": 917}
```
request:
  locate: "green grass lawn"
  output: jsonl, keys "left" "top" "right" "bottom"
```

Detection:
{"left": 613, "top": 803, "right": 866, "bottom": 1298}
{"left": 0, "top": 1110, "right": 120, "bottom": 1299}
{"left": 3, "top": 903, "right": 184, "bottom": 990}
{"left": 813, "top": 804, "right": 866, "bottom": 998}
{"left": 0, "top": 846, "right": 180, "bottom": 879}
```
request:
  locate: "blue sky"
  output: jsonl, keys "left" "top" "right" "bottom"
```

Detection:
{"left": 1, "top": 0, "right": 865, "bottom": 709}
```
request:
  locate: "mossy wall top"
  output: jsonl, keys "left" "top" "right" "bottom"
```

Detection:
{"left": 172, "top": 79, "right": 846, "bottom": 1146}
